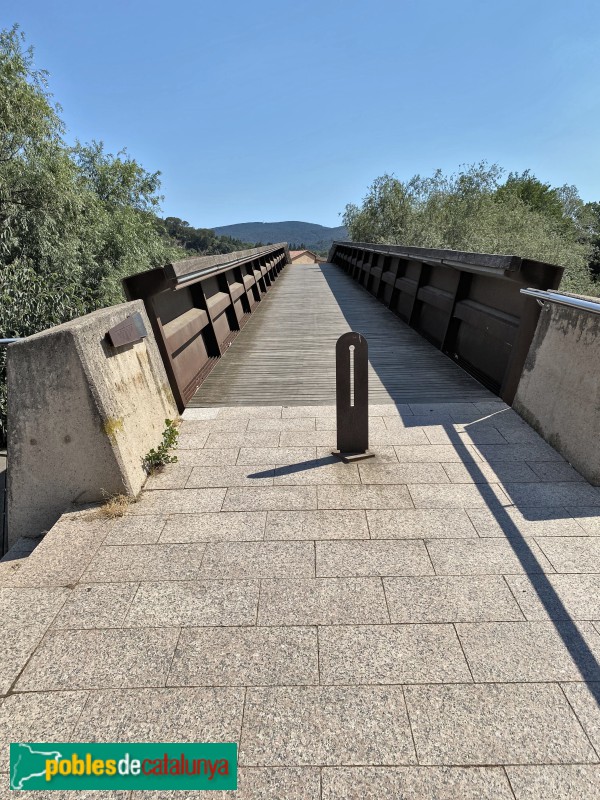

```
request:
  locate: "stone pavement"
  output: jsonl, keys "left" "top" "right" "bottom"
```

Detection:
{"left": 1, "top": 400, "right": 600, "bottom": 798}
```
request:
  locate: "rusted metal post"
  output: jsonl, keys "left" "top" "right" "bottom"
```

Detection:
{"left": 332, "top": 331, "right": 374, "bottom": 462}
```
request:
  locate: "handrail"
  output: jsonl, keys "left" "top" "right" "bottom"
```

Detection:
{"left": 171, "top": 246, "right": 284, "bottom": 288}
{"left": 521, "top": 288, "right": 600, "bottom": 316}
{"left": 0, "top": 339, "right": 21, "bottom": 345}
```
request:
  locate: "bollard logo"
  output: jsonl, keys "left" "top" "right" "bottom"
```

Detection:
{"left": 10, "top": 742, "right": 237, "bottom": 791}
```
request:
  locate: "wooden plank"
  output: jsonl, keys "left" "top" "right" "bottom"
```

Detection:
{"left": 189, "top": 263, "right": 493, "bottom": 407}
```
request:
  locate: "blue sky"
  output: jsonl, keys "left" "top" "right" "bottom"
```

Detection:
{"left": 4, "top": 0, "right": 600, "bottom": 228}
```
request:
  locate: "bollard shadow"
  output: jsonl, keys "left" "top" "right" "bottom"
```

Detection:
{"left": 321, "top": 262, "right": 600, "bottom": 706}
{"left": 248, "top": 456, "right": 339, "bottom": 479}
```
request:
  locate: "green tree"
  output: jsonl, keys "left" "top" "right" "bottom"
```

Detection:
{"left": 0, "top": 25, "right": 181, "bottom": 445}
{"left": 343, "top": 162, "right": 597, "bottom": 296}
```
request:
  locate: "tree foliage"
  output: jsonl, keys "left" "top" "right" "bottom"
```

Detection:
{"left": 0, "top": 25, "right": 181, "bottom": 444}
{"left": 343, "top": 163, "right": 599, "bottom": 296}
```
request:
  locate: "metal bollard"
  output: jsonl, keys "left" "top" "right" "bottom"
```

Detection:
{"left": 332, "top": 331, "right": 374, "bottom": 462}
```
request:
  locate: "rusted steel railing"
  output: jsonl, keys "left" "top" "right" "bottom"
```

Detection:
{"left": 123, "top": 244, "right": 290, "bottom": 411}
{"left": 328, "top": 242, "right": 564, "bottom": 404}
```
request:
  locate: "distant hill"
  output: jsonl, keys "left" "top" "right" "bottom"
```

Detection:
{"left": 212, "top": 221, "right": 348, "bottom": 253}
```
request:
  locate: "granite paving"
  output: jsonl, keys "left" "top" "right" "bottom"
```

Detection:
{"left": 2, "top": 402, "right": 599, "bottom": 798}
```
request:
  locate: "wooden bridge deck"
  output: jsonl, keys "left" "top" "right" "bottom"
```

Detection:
{"left": 190, "top": 262, "right": 493, "bottom": 407}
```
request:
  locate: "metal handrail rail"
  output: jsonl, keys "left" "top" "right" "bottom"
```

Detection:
{"left": 521, "top": 288, "right": 600, "bottom": 315}
{"left": 0, "top": 338, "right": 21, "bottom": 344}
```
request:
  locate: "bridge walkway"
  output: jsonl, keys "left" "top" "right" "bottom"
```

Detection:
{"left": 2, "top": 267, "right": 600, "bottom": 797}
{"left": 190, "top": 262, "right": 492, "bottom": 407}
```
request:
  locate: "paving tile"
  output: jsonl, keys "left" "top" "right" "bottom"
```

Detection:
{"left": 102, "top": 514, "right": 167, "bottom": 545}
{"left": 424, "top": 425, "right": 507, "bottom": 445}
{"left": 410, "top": 402, "right": 481, "bottom": 417}
{"left": 0, "top": 627, "right": 45, "bottom": 694}
{"left": 0, "top": 690, "right": 88, "bottom": 771}
{"left": 282, "top": 404, "right": 335, "bottom": 417}
{"left": 186, "top": 465, "right": 275, "bottom": 487}
{"left": 125, "top": 580, "right": 259, "bottom": 627}
{"left": 126, "top": 488, "right": 226, "bottom": 515}
{"left": 322, "top": 766, "right": 514, "bottom": 800}
{"left": 316, "top": 540, "right": 433, "bottom": 577}
{"left": 528, "top": 462, "right": 586, "bottom": 482}
{"left": 492, "top": 424, "right": 549, "bottom": 445}
{"left": 466, "top": 506, "right": 586, "bottom": 537}
{"left": 535, "top": 537, "right": 600, "bottom": 572}
{"left": 51, "top": 583, "right": 138, "bottom": 628}
{"left": 506, "top": 574, "right": 600, "bottom": 620}
{"left": 74, "top": 686, "right": 244, "bottom": 742}
{"left": 318, "top": 484, "right": 413, "bottom": 509}
{"left": 358, "top": 462, "right": 450, "bottom": 484}
{"left": 316, "top": 416, "right": 388, "bottom": 435}
{"left": 474, "top": 443, "right": 565, "bottom": 462}
{"left": 83, "top": 543, "right": 206, "bottom": 582}
{"left": 384, "top": 576, "right": 524, "bottom": 623}
{"left": 371, "top": 403, "right": 413, "bottom": 417}
{"left": 189, "top": 418, "right": 250, "bottom": 432}
{"left": 279, "top": 430, "right": 337, "bottom": 446}
{"left": 222, "top": 486, "right": 317, "bottom": 511}
{"left": 319, "top": 623, "right": 471, "bottom": 684}
{"left": 247, "top": 417, "right": 316, "bottom": 431}
{"left": 204, "top": 431, "right": 280, "bottom": 448}
{"left": 159, "top": 512, "right": 266, "bottom": 543}
{"left": 200, "top": 541, "right": 314, "bottom": 579}
{"left": 217, "top": 406, "right": 283, "bottom": 419}
{"left": 0, "top": 587, "right": 69, "bottom": 628}
{"left": 179, "top": 420, "right": 217, "bottom": 434}
{"left": 176, "top": 447, "right": 240, "bottom": 466}
{"left": 144, "top": 465, "right": 193, "bottom": 490}
{"left": 475, "top": 400, "right": 510, "bottom": 414}
{"left": 560, "top": 682, "right": 600, "bottom": 754}
{"left": 240, "top": 685, "right": 416, "bottom": 765}
{"left": 5, "top": 776, "right": 123, "bottom": 797}
{"left": 177, "top": 432, "right": 210, "bottom": 449}
{"left": 456, "top": 621, "right": 600, "bottom": 682}
{"left": 390, "top": 414, "right": 455, "bottom": 427}
{"left": 408, "top": 483, "right": 510, "bottom": 508}
{"left": 168, "top": 626, "right": 319, "bottom": 686}
{"left": 442, "top": 461, "right": 539, "bottom": 483}
{"left": 265, "top": 509, "right": 368, "bottom": 540}
{"left": 393, "top": 444, "right": 481, "bottom": 462}
{"left": 427, "top": 538, "right": 554, "bottom": 575}
{"left": 273, "top": 459, "right": 361, "bottom": 485}
{"left": 404, "top": 683, "right": 597, "bottom": 765}
{"left": 181, "top": 407, "right": 219, "bottom": 420}
{"left": 15, "top": 627, "right": 180, "bottom": 691}
{"left": 137, "top": 768, "right": 321, "bottom": 800}
{"left": 567, "top": 507, "right": 600, "bottom": 534}
{"left": 258, "top": 578, "right": 389, "bottom": 625}
{"left": 237, "top": 446, "right": 316, "bottom": 465}
{"left": 367, "top": 508, "right": 477, "bottom": 539}
{"left": 502, "top": 482, "right": 600, "bottom": 507}
{"left": 0, "top": 525, "right": 107, "bottom": 588}
{"left": 370, "top": 428, "right": 429, "bottom": 446}
{"left": 507, "top": 765, "right": 600, "bottom": 800}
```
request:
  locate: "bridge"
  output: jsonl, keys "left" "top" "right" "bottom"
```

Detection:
{"left": 1, "top": 244, "right": 600, "bottom": 798}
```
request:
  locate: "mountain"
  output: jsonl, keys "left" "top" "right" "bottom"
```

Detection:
{"left": 212, "top": 221, "right": 349, "bottom": 253}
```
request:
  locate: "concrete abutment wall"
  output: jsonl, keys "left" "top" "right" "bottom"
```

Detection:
{"left": 7, "top": 301, "right": 177, "bottom": 546}
{"left": 514, "top": 297, "right": 600, "bottom": 485}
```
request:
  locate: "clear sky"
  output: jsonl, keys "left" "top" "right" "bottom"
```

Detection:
{"left": 4, "top": 0, "right": 600, "bottom": 228}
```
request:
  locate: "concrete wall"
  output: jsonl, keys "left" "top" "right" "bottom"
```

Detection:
{"left": 7, "top": 301, "right": 178, "bottom": 545}
{"left": 514, "top": 297, "right": 600, "bottom": 485}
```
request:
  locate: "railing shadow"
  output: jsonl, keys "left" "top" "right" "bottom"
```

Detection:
{"left": 320, "top": 261, "right": 600, "bottom": 706}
